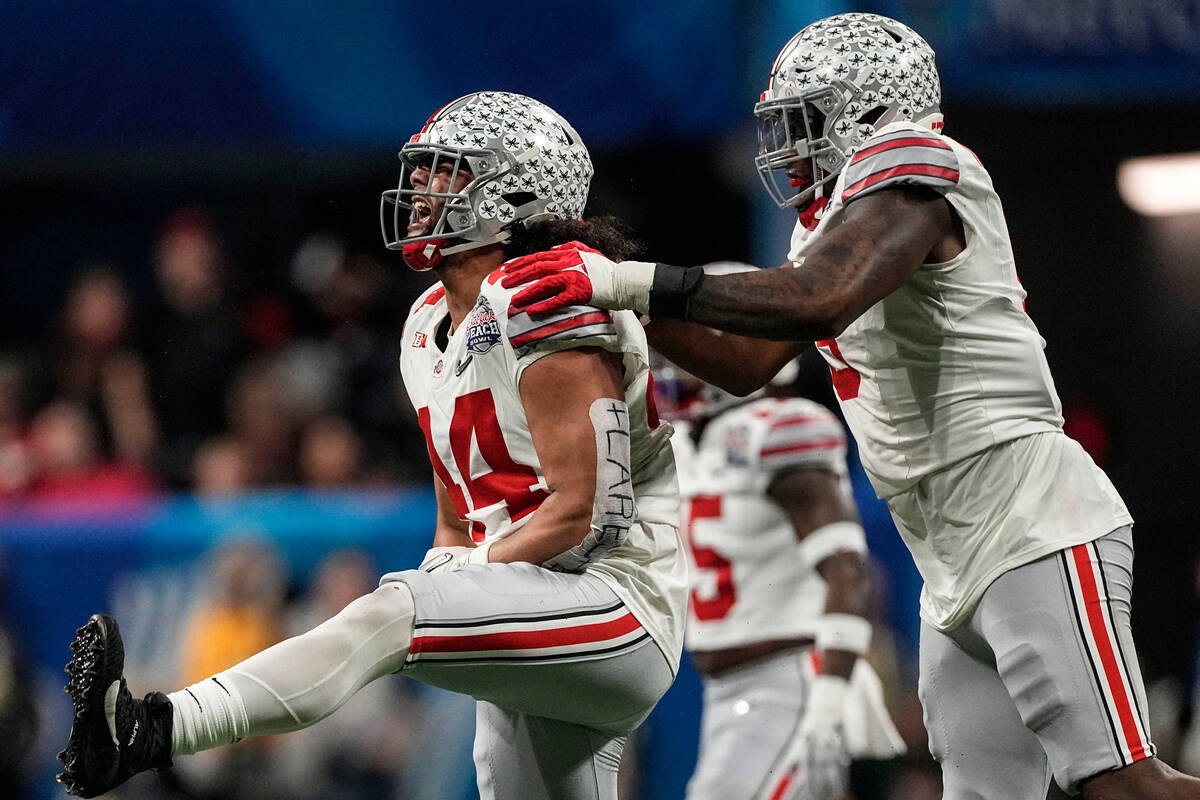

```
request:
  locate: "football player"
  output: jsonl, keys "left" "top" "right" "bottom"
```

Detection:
{"left": 56, "top": 91, "right": 687, "bottom": 800}
{"left": 658, "top": 350, "right": 903, "bottom": 800}
{"left": 502, "top": 14, "right": 1200, "bottom": 799}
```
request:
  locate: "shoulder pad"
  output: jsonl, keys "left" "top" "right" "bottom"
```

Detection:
{"left": 507, "top": 304, "right": 615, "bottom": 359}
{"left": 841, "top": 124, "right": 960, "bottom": 205}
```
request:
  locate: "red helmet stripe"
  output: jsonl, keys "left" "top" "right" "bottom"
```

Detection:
{"left": 419, "top": 100, "right": 455, "bottom": 135}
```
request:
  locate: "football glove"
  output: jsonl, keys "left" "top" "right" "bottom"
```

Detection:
{"left": 501, "top": 242, "right": 655, "bottom": 316}
{"left": 419, "top": 541, "right": 492, "bottom": 573}
{"left": 765, "top": 674, "right": 851, "bottom": 800}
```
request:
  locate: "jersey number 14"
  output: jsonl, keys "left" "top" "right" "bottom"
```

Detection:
{"left": 418, "top": 388, "right": 549, "bottom": 541}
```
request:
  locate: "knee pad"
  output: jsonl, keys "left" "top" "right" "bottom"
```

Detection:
{"left": 991, "top": 615, "right": 1067, "bottom": 734}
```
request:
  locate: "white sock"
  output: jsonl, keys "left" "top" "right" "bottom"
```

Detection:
{"left": 169, "top": 674, "right": 249, "bottom": 755}
{"left": 168, "top": 581, "right": 416, "bottom": 756}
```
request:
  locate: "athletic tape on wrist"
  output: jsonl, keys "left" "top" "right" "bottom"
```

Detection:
{"left": 816, "top": 613, "right": 873, "bottom": 656}
{"left": 648, "top": 263, "right": 704, "bottom": 320}
{"left": 609, "top": 259, "right": 656, "bottom": 316}
{"left": 798, "top": 520, "right": 867, "bottom": 568}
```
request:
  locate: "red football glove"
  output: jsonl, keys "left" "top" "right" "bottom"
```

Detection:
{"left": 502, "top": 241, "right": 603, "bottom": 315}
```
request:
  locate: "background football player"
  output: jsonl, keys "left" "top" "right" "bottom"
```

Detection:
{"left": 56, "top": 91, "right": 687, "bottom": 800}
{"left": 657, "top": 345, "right": 902, "bottom": 800}
{"left": 502, "top": 14, "right": 1200, "bottom": 800}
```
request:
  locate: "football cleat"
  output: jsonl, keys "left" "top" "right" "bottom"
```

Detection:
{"left": 57, "top": 614, "right": 173, "bottom": 798}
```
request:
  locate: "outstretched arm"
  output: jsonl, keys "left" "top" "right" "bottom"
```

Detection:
{"left": 503, "top": 187, "right": 960, "bottom": 392}
{"left": 684, "top": 187, "right": 955, "bottom": 340}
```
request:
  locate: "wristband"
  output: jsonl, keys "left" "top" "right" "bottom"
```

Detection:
{"left": 799, "top": 521, "right": 867, "bottom": 568}
{"left": 816, "top": 613, "right": 872, "bottom": 656}
{"left": 648, "top": 263, "right": 704, "bottom": 320}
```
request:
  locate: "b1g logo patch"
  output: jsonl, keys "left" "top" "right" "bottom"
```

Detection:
{"left": 465, "top": 296, "right": 501, "bottom": 355}
{"left": 411, "top": 331, "right": 428, "bottom": 348}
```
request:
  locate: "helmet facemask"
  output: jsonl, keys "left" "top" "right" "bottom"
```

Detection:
{"left": 652, "top": 361, "right": 745, "bottom": 425}
{"left": 754, "top": 83, "right": 856, "bottom": 210}
{"left": 380, "top": 144, "right": 519, "bottom": 258}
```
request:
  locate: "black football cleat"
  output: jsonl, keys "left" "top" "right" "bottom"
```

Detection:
{"left": 56, "top": 614, "right": 173, "bottom": 797}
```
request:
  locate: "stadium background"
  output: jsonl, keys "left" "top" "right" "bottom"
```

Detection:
{"left": 2, "top": 1, "right": 1199, "bottom": 797}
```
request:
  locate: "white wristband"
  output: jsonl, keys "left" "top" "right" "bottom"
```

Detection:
{"left": 799, "top": 521, "right": 867, "bottom": 569}
{"left": 816, "top": 613, "right": 872, "bottom": 656}
{"left": 467, "top": 539, "right": 493, "bottom": 565}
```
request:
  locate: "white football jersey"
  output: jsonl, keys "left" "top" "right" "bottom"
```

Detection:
{"left": 399, "top": 271, "right": 688, "bottom": 671}
{"left": 672, "top": 396, "right": 850, "bottom": 652}
{"left": 789, "top": 121, "right": 1131, "bottom": 628}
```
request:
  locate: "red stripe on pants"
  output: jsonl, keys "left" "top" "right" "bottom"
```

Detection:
{"left": 414, "top": 611, "right": 642, "bottom": 654}
{"left": 1070, "top": 545, "right": 1148, "bottom": 761}
{"left": 766, "top": 770, "right": 795, "bottom": 800}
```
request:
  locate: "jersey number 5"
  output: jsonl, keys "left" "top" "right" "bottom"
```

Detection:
{"left": 418, "top": 388, "right": 548, "bottom": 541}
{"left": 685, "top": 495, "right": 736, "bottom": 621}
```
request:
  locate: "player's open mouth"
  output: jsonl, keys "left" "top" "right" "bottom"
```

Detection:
{"left": 408, "top": 197, "right": 435, "bottom": 234}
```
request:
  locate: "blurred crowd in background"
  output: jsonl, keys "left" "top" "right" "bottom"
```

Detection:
{"left": 3, "top": 0, "right": 1200, "bottom": 796}
{"left": 0, "top": 206, "right": 438, "bottom": 507}
{"left": 0, "top": 204, "right": 1199, "bottom": 798}
{"left": 0, "top": 539, "right": 476, "bottom": 799}
{"left": 0, "top": 202, "right": 933, "bottom": 797}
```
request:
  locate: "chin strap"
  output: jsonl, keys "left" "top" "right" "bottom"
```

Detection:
{"left": 402, "top": 239, "right": 450, "bottom": 271}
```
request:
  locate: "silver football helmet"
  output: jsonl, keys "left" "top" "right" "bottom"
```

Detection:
{"left": 380, "top": 91, "right": 593, "bottom": 270}
{"left": 650, "top": 354, "right": 741, "bottom": 425}
{"left": 755, "top": 13, "right": 943, "bottom": 209}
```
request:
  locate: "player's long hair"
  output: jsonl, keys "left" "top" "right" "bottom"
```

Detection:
{"left": 505, "top": 215, "right": 644, "bottom": 262}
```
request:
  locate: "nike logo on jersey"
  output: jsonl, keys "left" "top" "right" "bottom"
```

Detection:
{"left": 454, "top": 354, "right": 473, "bottom": 376}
